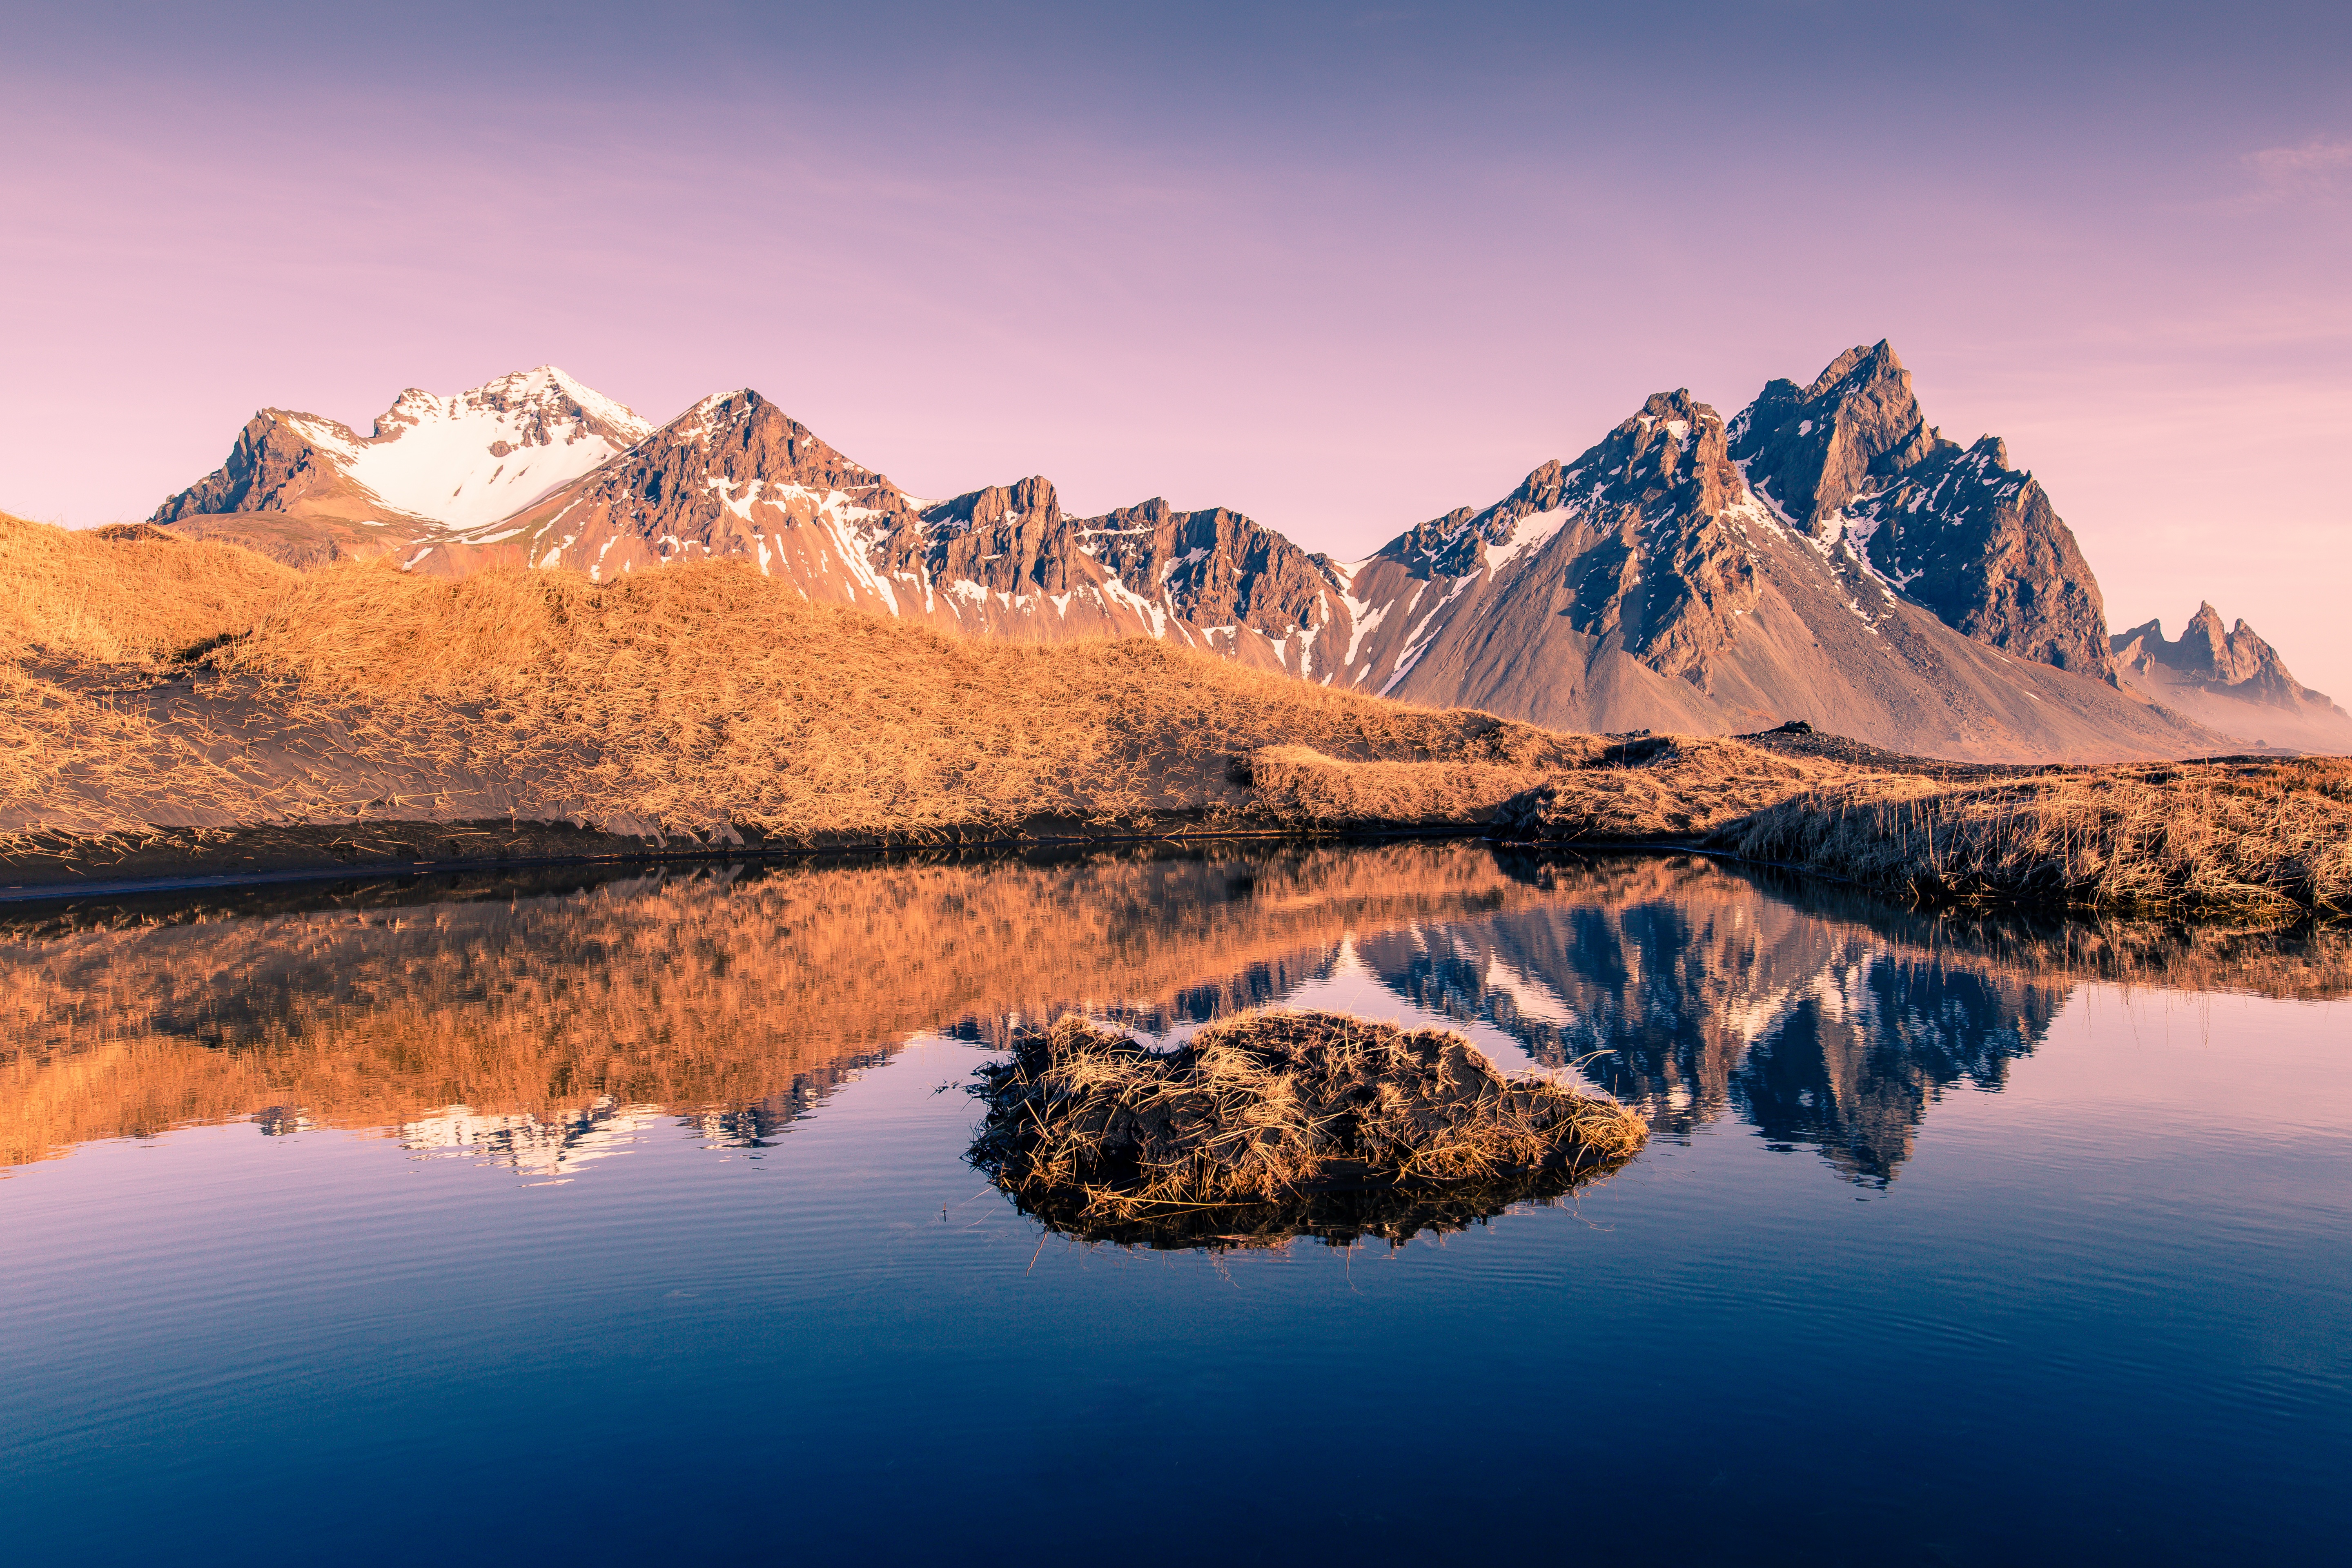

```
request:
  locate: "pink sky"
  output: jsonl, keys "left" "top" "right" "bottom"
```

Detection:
{"left": 4, "top": 3, "right": 2347, "bottom": 696}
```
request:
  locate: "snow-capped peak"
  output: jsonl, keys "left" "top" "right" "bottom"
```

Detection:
{"left": 347, "top": 367, "right": 652, "bottom": 529}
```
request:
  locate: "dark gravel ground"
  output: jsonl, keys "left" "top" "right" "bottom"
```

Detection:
{"left": 1728, "top": 724, "right": 2074, "bottom": 781}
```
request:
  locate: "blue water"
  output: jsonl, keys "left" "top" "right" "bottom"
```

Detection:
{"left": 2, "top": 847, "right": 2346, "bottom": 1564}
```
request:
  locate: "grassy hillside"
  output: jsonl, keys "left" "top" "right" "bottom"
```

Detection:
{"left": 2, "top": 512, "right": 2344, "bottom": 917}
{"left": 1, "top": 515, "right": 296, "bottom": 662}
{"left": 0, "top": 511, "right": 1587, "bottom": 844}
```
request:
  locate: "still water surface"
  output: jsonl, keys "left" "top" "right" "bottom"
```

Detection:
{"left": 2, "top": 845, "right": 2347, "bottom": 1564}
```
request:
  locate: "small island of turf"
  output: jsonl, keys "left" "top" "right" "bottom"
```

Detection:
{"left": 965, "top": 1009, "right": 1648, "bottom": 1250}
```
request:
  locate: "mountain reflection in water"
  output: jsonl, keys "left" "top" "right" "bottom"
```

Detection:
{"left": 5, "top": 844, "right": 2346, "bottom": 1186}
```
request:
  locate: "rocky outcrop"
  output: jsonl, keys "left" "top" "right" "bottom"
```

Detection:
{"left": 2118, "top": 604, "right": 2307, "bottom": 701}
{"left": 152, "top": 409, "right": 357, "bottom": 523}
{"left": 1087, "top": 499, "right": 1334, "bottom": 637}
{"left": 910, "top": 477, "right": 1088, "bottom": 596}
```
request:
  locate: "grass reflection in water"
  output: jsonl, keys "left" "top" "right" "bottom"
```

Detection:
{"left": 4, "top": 843, "right": 2345, "bottom": 1193}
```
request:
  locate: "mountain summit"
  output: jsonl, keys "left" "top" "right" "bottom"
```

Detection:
{"left": 1727, "top": 342, "right": 2111, "bottom": 677}
{"left": 1312, "top": 350, "right": 2188, "bottom": 759}
{"left": 150, "top": 346, "right": 2295, "bottom": 762}
{"left": 154, "top": 366, "right": 652, "bottom": 564}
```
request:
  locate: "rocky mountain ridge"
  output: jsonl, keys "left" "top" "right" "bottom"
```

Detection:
{"left": 150, "top": 345, "right": 2292, "bottom": 761}
{"left": 2111, "top": 605, "right": 2352, "bottom": 753}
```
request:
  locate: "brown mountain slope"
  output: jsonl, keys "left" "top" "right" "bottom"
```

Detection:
{"left": 1330, "top": 390, "right": 2214, "bottom": 761}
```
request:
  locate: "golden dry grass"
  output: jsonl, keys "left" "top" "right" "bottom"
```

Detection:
{"left": 0, "top": 510, "right": 294, "bottom": 663}
{"left": 0, "top": 513, "right": 301, "bottom": 836}
{"left": 1493, "top": 736, "right": 1845, "bottom": 837}
{"left": 206, "top": 558, "right": 1592, "bottom": 835}
{"left": 1497, "top": 735, "right": 2352, "bottom": 917}
{"left": 1234, "top": 744, "right": 1575, "bottom": 826}
{"left": 1, "top": 514, "right": 1592, "bottom": 844}
{"left": 967, "top": 1009, "right": 1647, "bottom": 1245}
{"left": 1728, "top": 763, "right": 2352, "bottom": 918}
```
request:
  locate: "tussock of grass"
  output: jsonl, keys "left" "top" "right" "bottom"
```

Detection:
{"left": 967, "top": 1009, "right": 1646, "bottom": 1248}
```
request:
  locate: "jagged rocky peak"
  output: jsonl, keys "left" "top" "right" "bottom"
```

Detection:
{"left": 921, "top": 475, "right": 1062, "bottom": 535}
{"left": 652, "top": 390, "right": 908, "bottom": 505}
{"left": 905, "top": 477, "right": 1082, "bottom": 595}
{"left": 1730, "top": 341, "right": 2113, "bottom": 678}
{"left": 2113, "top": 605, "right": 2318, "bottom": 707}
{"left": 1730, "top": 340, "right": 1932, "bottom": 530}
{"left": 1079, "top": 496, "right": 1336, "bottom": 638}
{"left": 1392, "top": 391, "right": 1737, "bottom": 581}
{"left": 2179, "top": 603, "right": 2285, "bottom": 688}
{"left": 374, "top": 365, "right": 654, "bottom": 449}
{"left": 151, "top": 407, "right": 355, "bottom": 523}
{"left": 1559, "top": 390, "right": 1758, "bottom": 682}
{"left": 1604, "top": 389, "right": 1739, "bottom": 513}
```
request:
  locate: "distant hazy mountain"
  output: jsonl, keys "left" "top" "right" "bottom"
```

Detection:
{"left": 2112, "top": 605, "right": 2352, "bottom": 753}
{"left": 154, "top": 346, "right": 2267, "bottom": 760}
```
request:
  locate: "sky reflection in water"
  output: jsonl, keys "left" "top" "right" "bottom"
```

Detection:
{"left": 2, "top": 845, "right": 2346, "bottom": 1564}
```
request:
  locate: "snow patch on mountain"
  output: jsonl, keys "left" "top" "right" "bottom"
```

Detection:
{"left": 1483, "top": 506, "right": 1571, "bottom": 578}
{"left": 351, "top": 367, "right": 653, "bottom": 529}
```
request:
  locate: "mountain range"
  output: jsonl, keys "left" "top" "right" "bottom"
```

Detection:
{"left": 151, "top": 345, "right": 2351, "bottom": 761}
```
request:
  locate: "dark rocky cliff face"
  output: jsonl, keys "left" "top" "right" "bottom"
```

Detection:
{"left": 1842, "top": 438, "right": 2112, "bottom": 677}
{"left": 1533, "top": 390, "right": 1758, "bottom": 683}
{"left": 1729, "top": 341, "right": 2113, "bottom": 679}
{"left": 911, "top": 477, "right": 1083, "bottom": 594}
{"left": 1079, "top": 497, "right": 1338, "bottom": 643}
{"left": 1729, "top": 342, "right": 1935, "bottom": 528}
{"left": 152, "top": 410, "right": 350, "bottom": 520}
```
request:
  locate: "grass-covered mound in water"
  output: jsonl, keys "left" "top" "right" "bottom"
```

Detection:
{"left": 967, "top": 1009, "right": 1646, "bottom": 1250}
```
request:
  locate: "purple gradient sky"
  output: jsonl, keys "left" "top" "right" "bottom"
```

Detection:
{"left": 6, "top": 2, "right": 2348, "bottom": 694}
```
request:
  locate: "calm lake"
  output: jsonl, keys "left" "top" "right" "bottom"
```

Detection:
{"left": 2, "top": 844, "right": 2347, "bottom": 1564}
